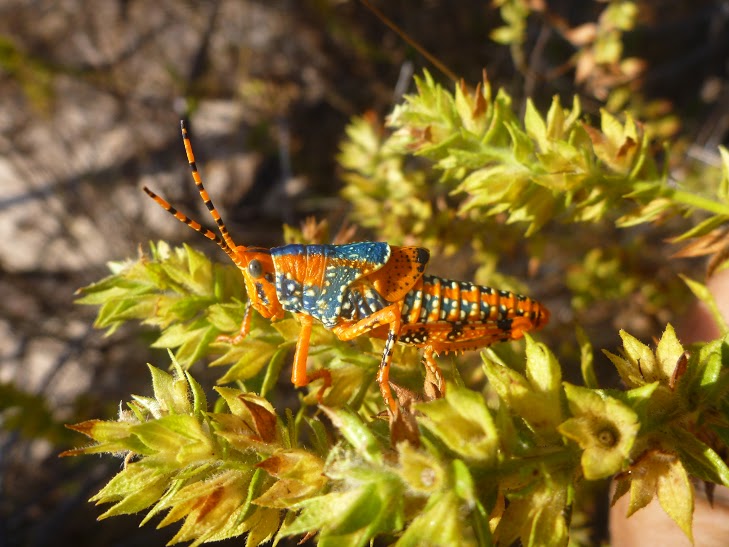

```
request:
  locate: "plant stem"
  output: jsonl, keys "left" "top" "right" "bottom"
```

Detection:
{"left": 669, "top": 189, "right": 729, "bottom": 217}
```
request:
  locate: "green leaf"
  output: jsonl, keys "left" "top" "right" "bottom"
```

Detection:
{"left": 212, "top": 338, "right": 283, "bottom": 383}
{"left": 282, "top": 475, "right": 404, "bottom": 547}
{"left": 655, "top": 324, "right": 685, "bottom": 382}
{"left": 397, "top": 490, "right": 480, "bottom": 547}
{"left": 602, "top": 329, "right": 673, "bottom": 388}
{"left": 482, "top": 354, "right": 560, "bottom": 437}
{"left": 416, "top": 385, "right": 499, "bottom": 462}
{"left": 681, "top": 336, "right": 725, "bottom": 404}
{"left": 656, "top": 456, "right": 694, "bottom": 543}
{"left": 90, "top": 463, "right": 171, "bottom": 518}
{"left": 254, "top": 449, "right": 327, "bottom": 508}
{"left": 152, "top": 322, "right": 220, "bottom": 368}
{"left": 321, "top": 407, "right": 383, "bottom": 465}
{"left": 576, "top": 326, "right": 598, "bottom": 389}
{"left": 669, "top": 425, "right": 729, "bottom": 487}
{"left": 680, "top": 275, "right": 729, "bottom": 334}
{"left": 132, "top": 415, "right": 216, "bottom": 467}
{"left": 158, "top": 469, "right": 261, "bottom": 547}
{"left": 148, "top": 361, "right": 192, "bottom": 415}
{"left": 63, "top": 419, "right": 148, "bottom": 456}
{"left": 624, "top": 450, "right": 693, "bottom": 543}
{"left": 523, "top": 335, "right": 562, "bottom": 429}
{"left": 525, "top": 481, "right": 569, "bottom": 547}
{"left": 719, "top": 145, "right": 729, "bottom": 200}
{"left": 620, "top": 330, "right": 660, "bottom": 382}
{"left": 496, "top": 473, "right": 569, "bottom": 547}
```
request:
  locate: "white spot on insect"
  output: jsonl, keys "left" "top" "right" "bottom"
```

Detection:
{"left": 287, "top": 282, "right": 297, "bottom": 293}
{"left": 305, "top": 288, "right": 316, "bottom": 297}
{"left": 342, "top": 301, "right": 352, "bottom": 311}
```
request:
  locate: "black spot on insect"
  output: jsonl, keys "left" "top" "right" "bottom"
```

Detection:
{"left": 447, "top": 321, "right": 464, "bottom": 341}
{"left": 415, "top": 248, "right": 430, "bottom": 272}
{"left": 255, "top": 283, "right": 269, "bottom": 305}
{"left": 498, "top": 289, "right": 511, "bottom": 297}
{"left": 415, "top": 328, "right": 429, "bottom": 343}
{"left": 497, "top": 318, "right": 513, "bottom": 332}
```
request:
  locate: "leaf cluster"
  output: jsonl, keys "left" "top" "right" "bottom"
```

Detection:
{"left": 343, "top": 71, "right": 729, "bottom": 239}
{"left": 64, "top": 318, "right": 729, "bottom": 545}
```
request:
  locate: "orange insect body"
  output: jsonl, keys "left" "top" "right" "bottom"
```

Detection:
{"left": 144, "top": 121, "right": 549, "bottom": 413}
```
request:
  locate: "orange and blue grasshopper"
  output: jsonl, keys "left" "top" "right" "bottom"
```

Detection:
{"left": 144, "top": 121, "right": 550, "bottom": 413}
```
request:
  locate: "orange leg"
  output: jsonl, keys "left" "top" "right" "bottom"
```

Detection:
{"left": 216, "top": 300, "right": 253, "bottom": 344}
{"left": 292, "top": 313, "right": 313, "bottom": 387}
{"left": 292, "top": 313, "right": 331, "bottom": 402}
{"left": 332, "top": 304, "right": 403, "bottom": 414}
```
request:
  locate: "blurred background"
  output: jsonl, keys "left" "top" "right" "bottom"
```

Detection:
{"left": 2, "top": 1, "right": 729, "bottom": 545}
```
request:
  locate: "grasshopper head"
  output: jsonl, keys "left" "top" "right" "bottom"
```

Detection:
{"left": 234, "top": 247, "right": 284, "bottom": 320}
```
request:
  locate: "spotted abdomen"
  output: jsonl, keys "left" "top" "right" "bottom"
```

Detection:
{"left": 397, "top": 275, "right": 549, "bottom": 349}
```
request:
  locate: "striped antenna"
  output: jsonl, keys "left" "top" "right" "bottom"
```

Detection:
{"left": 142, "top": 120, "right": 242, "bottom": 263}
{"left": 143, "top": 186, "right": 239, "bottom": 262}
{"left": 180, "top": 120, "right": 238, "bottom": 251}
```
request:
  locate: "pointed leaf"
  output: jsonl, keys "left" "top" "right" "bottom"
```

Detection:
{"left": 415, "top": 385, "right": 498, "bottom": 462}
{"left": 320, "top": 407, "right": 382, "bottom": 465}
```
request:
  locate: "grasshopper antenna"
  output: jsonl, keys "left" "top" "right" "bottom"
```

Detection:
{"left": 143, "top": 120, "right": 242, "bottom": 263}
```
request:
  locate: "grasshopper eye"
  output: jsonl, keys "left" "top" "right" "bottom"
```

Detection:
{"left": 248, "top": 259, "right": 263, "bottom": 279}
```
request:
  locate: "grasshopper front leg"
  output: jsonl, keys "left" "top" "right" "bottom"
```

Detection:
{"left": 292, "top": 313, "right": 331, "bottom": 402}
